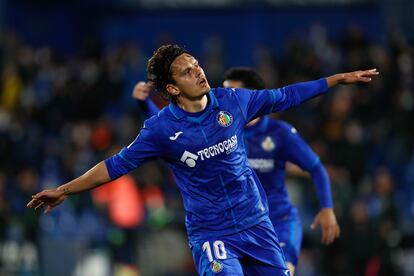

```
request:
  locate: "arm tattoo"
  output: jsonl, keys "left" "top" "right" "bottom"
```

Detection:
{"left": 62, "top": 187, "right": 72, "bottom": 195}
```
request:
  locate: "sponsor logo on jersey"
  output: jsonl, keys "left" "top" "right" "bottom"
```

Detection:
{"left": 211, "top": 260, "right": 224, "bottom": 273}
{"left": 180, "top": 135, "right": 238, "bottom": 167}
{"left": 197, "top": 135, "right": 238, "bottom": 160}
{"left": 216, "top": 111, "right": 233, "bottom": 127}
{"left": 248, "top": 158, "right": 275, "bottom": 172}
{"left": 180, "top": 151, "right": 199, "bottom": 168}
{"left": 261, "top": 136, "right": 275, "bottom": 152}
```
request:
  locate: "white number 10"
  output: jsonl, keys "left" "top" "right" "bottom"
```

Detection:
{"left": 202, "top": 240, "right": 227, "bottom": 262}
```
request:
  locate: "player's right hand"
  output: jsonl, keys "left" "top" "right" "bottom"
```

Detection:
{"left": 310, "top": 207, "right": 340, "bottom": 245}
{"left": 132, "top": 81, "right": 153, "bottom": 101}
{"left": 26, "top": 189, "right": 67, "bottom": 214}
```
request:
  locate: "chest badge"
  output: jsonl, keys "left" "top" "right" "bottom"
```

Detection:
{"left": 211, "top": 260, "right": 224, "bottom": 273}
{"left": 217, "top": 111, "right": 233, "bottom": 127}
{"left": 261, "top": 136, "right": 275, "bottom": 152}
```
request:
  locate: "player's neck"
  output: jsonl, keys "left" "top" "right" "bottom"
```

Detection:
{"left": 177, "top": 94, "right": 208, "bottom": 113}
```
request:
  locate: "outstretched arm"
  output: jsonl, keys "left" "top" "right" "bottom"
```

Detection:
{"left": 240, "top": 69, "right": 379, "bottom": 122}
{"left": 274, "top": 69, "right": 379, "bottom": 112}
{"left": 27, "top": 115, "right": 161, "bottom": 215}
{"left": 326, "top": 69, "right": 378, "bottom": 87}
{"left": 27, "top": 161, "right": 111, "bottom": 214}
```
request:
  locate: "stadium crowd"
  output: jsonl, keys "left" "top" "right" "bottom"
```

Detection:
{"left": 0, "top": 23, "right": 413, "bottom": 275}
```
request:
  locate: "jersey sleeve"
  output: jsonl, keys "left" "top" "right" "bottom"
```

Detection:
{"left": 145, "top": 98, "right": 161, "bottom": 118}
{"left": 104, "top": 119, "right": 161, "bottom": 180}
{"left": 309, "top": 163, "right": 333, "bottom": 208}
{"left": 136, "top": 97, "right": 161, "bottom": 118}
{"left": 280, "top": 123, "right": 333, "bottom": 208}
{"left": 280, "top": 123, "right": 320, "bottom": 171}
{"left": 233, "top": 78, "right": 328, "bottom": 122}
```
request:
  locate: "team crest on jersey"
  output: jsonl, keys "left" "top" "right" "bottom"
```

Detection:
{"left": 261, "top": 136, "right": 275, "bottom": 152}
{"left": 217, "top": 111, "right": 233, "bottom": 127}
{"left": 211, "top": 260, "right": 224, "bottom": 273}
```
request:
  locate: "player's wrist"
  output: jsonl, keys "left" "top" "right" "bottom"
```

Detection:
{"left": 319, "top": 207, "right": 333, "bottom": 211}
{"left": 326, "top": 74, "right": 345, "bottom": 87}
{"left": 57, "top": 186, "right": 72, "bottom": 196}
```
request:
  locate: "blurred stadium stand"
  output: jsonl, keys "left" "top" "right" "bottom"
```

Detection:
{"left": 0, "top": 0, "right": 413, "bottom": 275}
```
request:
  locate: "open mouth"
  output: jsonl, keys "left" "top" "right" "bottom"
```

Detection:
{"left": 199, "top": 77, "right": 207, "bottom": 85}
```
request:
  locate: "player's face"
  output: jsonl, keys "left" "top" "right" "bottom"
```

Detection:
{"left": 167, "top": 54, "right": 210, "bottom": 101}
{"left": 223, "top": 79, "right": 244, "bottom": 89}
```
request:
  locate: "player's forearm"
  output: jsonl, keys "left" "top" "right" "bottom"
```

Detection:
{"left": 273, "top": 78, "right": 328, "bottom": 111}
{"left": 146, "top": 98, "right": 161, "bottom": 117}
{"left": 274, "top": 70, "right": 371, "bottom": 111}
{"left": 57, "top": 161, "right": 111, "bottom": 196}
{"left": 309, "top": 162, "right": 333, "bottom": 209}
{"left": 136, "top": 98, "right": 160, "bottom": 118}
{"left": 326, "top": 74, "right": 346, "bottom": 88}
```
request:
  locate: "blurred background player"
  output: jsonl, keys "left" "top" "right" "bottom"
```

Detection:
{"left": 224, "top": 67, "right": 340, "bottom": 276}
{"left": 133, "top": 67, "right": 340, "bottom": 276}
{"left": 27, "top": 45, "right": 377, "bottom": 275}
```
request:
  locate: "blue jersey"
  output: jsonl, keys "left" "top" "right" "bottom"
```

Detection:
{"left": 245, "top": 118, "right": 333, "bottom": 266}
{"left": 245, "top": 118, "right": 320, "bottom": 220}
{"left": 105, "top": 79, "right": 328, "bottom": 242}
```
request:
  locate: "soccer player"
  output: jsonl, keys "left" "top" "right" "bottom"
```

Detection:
{"left": 224, "top": 68, "right": 339, "bottom": 276}
{"left": 133, "top": 67, "right": 340, "bottom": 276}
{"left": 27, "top": 45, "right": 378, "bottom": 275}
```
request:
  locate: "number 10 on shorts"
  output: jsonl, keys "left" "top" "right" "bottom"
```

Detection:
{"left": 202, "top": 240, "right": 228, "bottom": 262}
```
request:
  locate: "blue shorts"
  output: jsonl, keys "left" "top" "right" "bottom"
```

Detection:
{"left": 190, "top": 219, "right": 290, "bottom": 275}
{"left": 272, "top": 216, "right": 303, "bottom": 266}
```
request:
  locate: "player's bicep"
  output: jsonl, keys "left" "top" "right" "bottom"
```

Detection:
{"left": 282, "top": 126, "right": 320, "bottom": 171}
{"left": 233, "top": 88, "right": 279, "bottom": 122}
{"left": 105, "top": 127, "right": 161, "bottom": 180}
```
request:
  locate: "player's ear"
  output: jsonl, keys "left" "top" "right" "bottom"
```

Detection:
{"left": 166, "top": 84, "right": 180, "bottom": 96}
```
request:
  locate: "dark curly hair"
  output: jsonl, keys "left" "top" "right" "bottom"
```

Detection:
{"left": 223, "top": 67, "right": 266, "bottom": 90}
{"left": 147, "top": 45, "right": 189, "bottom": 102}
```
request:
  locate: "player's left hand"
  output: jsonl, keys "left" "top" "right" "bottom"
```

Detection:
{"left": 327, "top": 68, "right": 379, "bottom": 87}
{"left": 310, "top": 208, "right": 340, "bottom": 245}
{"left": 340, "top": 68, "right": 379, "bottom": 84}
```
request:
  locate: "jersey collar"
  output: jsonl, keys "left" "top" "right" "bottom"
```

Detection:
{"left": 168, "top": 89, "right": 219, "bottom": 120}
